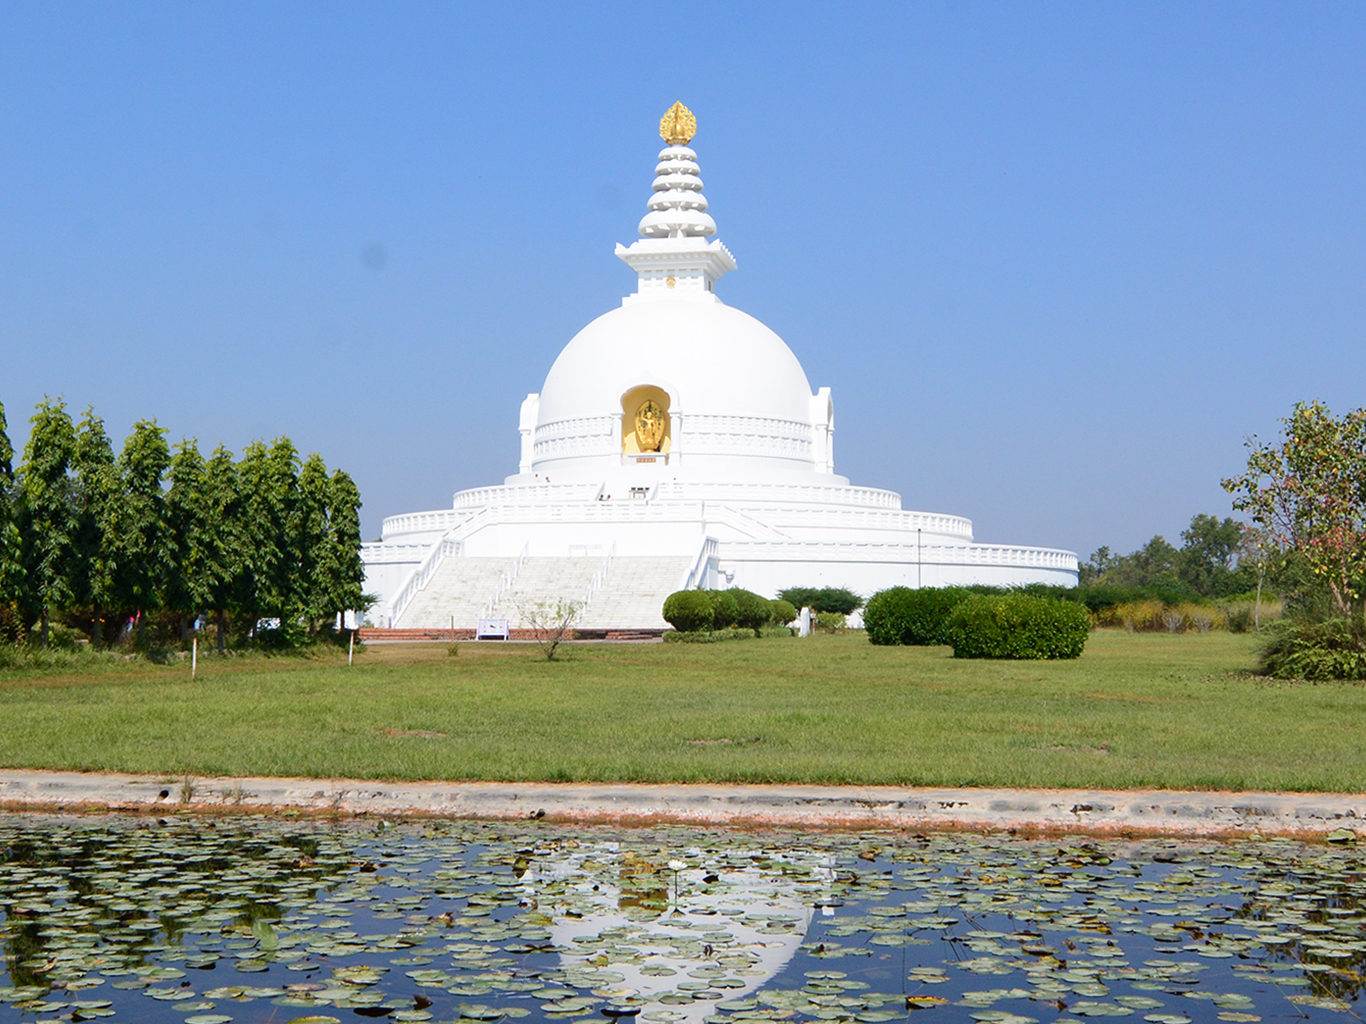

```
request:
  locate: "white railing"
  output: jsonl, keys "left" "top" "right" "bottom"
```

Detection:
{"left": 721, "top": 540, "right": 1079, "bottom": 571}
{"left": 580, "top": 543, "right": 616, "bottom": 609}
{"left": 653, "top": 480, "right": 903, "bottom": 510}
{"left": 381, "top": 509, "right": 472, "bottom": 539}
{"left": 680, "top": 537, "right": 720, "bottom": 592}
{"left": 360, "top": 542, "right": 429, "bottom": 564}
{"left": 388, "top": 535, "right": 462, "bottom": 624}
{"left": 454, "top": 482, "right": 604, "bottom": 509}
{"left": 482, "top": 543, "right": 529, "bottom": 618}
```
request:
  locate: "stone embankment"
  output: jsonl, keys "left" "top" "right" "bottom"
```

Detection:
{"left": 0, "top": 770, "right": 1362, "bottom": 839}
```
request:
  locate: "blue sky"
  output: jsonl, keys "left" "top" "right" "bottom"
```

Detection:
{"left": 2, "top": 2, "right": 1363, "bottom": 561}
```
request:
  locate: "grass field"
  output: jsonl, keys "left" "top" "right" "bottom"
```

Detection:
{"left": 0, "top": 631, "right": 1362, "bottom": 792}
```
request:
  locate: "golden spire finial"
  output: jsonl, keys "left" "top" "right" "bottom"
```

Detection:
{"left": 659, "top": 101, "right": 697, "bottom": 145}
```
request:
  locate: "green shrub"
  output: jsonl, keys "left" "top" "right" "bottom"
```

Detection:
{"left": 662, "top": 591, "right": 714, "bottom": 633}
{"left": 769, "top": 599, "right": 797, "bottom": 626}
{"left": 815, "top": 611, "right": 847, "bottom": 633}
{"left": 664, "top": 627, "right": 763, "bottom": 644}
{"left": 729, "top": 589, "right": 773, "bottom": 632}
{"left": 864, "top": 586, "right": 973, "bottom": 646}
{"left": 946, "top": 594, "right": 1090, "bottom": 660}
{"left": 1258, "top": 619, "right": 1366, "bottom": 680}
{"left": 777, "top": 587, "right": 864, "bottom": 615}
{"left": 706, "top": 590, "right": 739, "bottom": 629}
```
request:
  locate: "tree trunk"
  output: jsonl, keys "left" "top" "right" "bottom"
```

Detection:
{"left": 136, "top": 611, "right": 145, "bottom": 648}
{"left": 92, "top": 604, "right": 101, "bottom": 650}
{"left": 40, "top": 607, "right": 49, "bottom": 649}
{"left": 216, "top": 610, "right": 226, "bottom": 654}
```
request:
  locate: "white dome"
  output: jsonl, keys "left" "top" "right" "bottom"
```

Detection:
{"left": 537, "top": 300, "right": 814, "bottom": 424}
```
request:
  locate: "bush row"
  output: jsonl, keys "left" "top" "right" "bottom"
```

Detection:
{"left": 661, "top": 590, "right": 796, "bottom": 635}
{"left": 864, "top": 586, "right": 1089, "bottom": 659}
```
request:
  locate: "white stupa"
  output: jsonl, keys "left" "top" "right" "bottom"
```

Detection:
{"left": 363, "top": 103, "right": 1078, "bottom": 631}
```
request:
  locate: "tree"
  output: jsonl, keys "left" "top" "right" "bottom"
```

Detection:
{"left": 19, "top": 399, "right": 78, "bottom": 647}
{"left": 237, "top": 438, "right": 301, "bottom": 637}
{"left": 114, "top": 420, "right": 171, "bottom": 645}
{"left": 71, "top": 408, "right": 119, "bottom": 646}
{"left": 165, "top": 440, "right": 213, "bottom": 636}
{"left": 201, "top": 445, "right": 245, "bottom": 652}
{"left": 516, "top": 598, "right": 582, "bottom": 660}
{"left": 295, "top": 454, "right": 332, "bottom": 629}
{"left": 1177, "top": 514, "right": 1245, "bottom": 597}
{"left": 0, "top": 401, "right": 21, "bottom": 619}
{"left": 777, "top": 586, "right": 863, "bottom": 615}
{"left": 320, "top": 469, "right": 366, "bottom": 622}
{"left": 1223, "top": 401, "right": 1366, "bottom": 623}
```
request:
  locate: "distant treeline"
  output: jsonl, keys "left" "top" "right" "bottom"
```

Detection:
{"left": 0, "top": 398, "right": 365, "bottom": 651}
{"left": 1078, "top": 513, "right": 1259, "bottom": 601}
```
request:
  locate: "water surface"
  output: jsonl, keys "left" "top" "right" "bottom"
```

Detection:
{"left": 0, "top": 815, "right": 1361, "bottom": 1024}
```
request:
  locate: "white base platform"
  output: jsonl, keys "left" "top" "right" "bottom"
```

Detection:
{"left": 362, "top": 481, "right": 1079, "bottom": 629}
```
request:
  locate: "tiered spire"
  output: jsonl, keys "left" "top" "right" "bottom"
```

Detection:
{"left": 616, "top": 102, "right": 735, "bottom": 302}
{"left": 637, "top": 102, "right": 716, "bottom": 239}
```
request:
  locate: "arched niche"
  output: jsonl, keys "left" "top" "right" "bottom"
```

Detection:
{"left": 621, "top": 384, "right": 672, "bottom": 454}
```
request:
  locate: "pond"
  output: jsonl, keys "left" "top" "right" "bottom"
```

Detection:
{"left": 0, "top": 815, "right": 1362, "bottom": 1024}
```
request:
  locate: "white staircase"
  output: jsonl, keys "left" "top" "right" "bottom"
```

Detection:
{"left": 395, "top": 558, "right": 516, "bottom": 628}
{"left": 487, "top": 557, "right": 603, "bottom": 625}
{"left": 578, "top": 556, "right": 692, "bottom": 629}
{"left": 395, "top": 553, "right": 695, "bottom": 631}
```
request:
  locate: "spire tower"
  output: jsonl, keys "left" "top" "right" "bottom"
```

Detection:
{"left": 616, "top": 102, "right": 735, "bottom": 304}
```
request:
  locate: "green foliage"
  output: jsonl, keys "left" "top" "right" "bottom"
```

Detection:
{"left": 1224, "top": 401, "right": 1366, "bottom": 621}
{"left": 768, "top": 599, "right": 797, "bottom": 626}
{"left": 706, "top": 589, "right": 739, "bottom": 629}
{"left": 728, "top": 588, "right": 772, "bottom": 632}
{"left": 864, "top": 586, "right": 973, "bottom": 646}
{"left": 664, "top": 626, "right": 759, "bottom": 644}
{"left": 1258, "top": 618, "right": 1366, "bottom": 680}
{"left": 814, "top": 611, "right": 846, "bottom": 632}
{"left": 4, "top": 398, "right": 364, "bottom": 652}
{"left": 71, "top": 409, "right": 119, "bottom": 645}
{"left": 946, "top": 593, "right": 1090, "bottom": 660}
{"left": 777, "top": 586, "right": 863, "bottom": 614}
{"left": 0, "top": 401, "right": 18, "bottom": 607}
{"left": 19, "top": 398, "right": 79, "bottom": 645}
{"left": 1079, "top": 514, "right": 1260, "bottom": 601}
{"left": 662, "top": 590, "right": 714, "bottom": 632}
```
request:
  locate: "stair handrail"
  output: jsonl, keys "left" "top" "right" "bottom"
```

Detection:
{"left": 482, "top": 543, "right": 530, "bottom": 619}
{"left": 680, "top": 536, "right": 719, "bottom": 591}
{"left": 388, "top": 534, "right": 461, "bottom": 626}
{"left": 580, "top": 542, "right": 616, "bottom": 608}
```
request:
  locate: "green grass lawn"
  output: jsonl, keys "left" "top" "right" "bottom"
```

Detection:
{"left": 0, "top": 631, "right": 1362, "bottom": 792}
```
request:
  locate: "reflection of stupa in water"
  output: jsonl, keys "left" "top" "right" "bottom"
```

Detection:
{"left": 526, "top": 840, "right": 825, "bottom": 1023}
{"left": 362, "top": 103, "right": 1079, "bottom": 630}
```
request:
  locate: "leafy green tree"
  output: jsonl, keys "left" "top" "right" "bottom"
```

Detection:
{"left": 19, "top": 399, "right": 78, "bottom": 647}
{"left": 777, "top": 586, "right": 864, "bottom": 615}
{"left": 201, "top": 445, "right": 245, "bottom": 652}
{"left": 295, "top": 454, "right": 332, "bottom": 629}
{"left": 165, "top": 440, "right": 213, "bottom": 636}
{"left": 1176, "top": 514, "right": 1244, "bottom": 597}
{"left": 1223, "top": 400, "right": 1366, "bottom": 623}
{"left": 0, "top": 401, "right": 21, "bottom": 618}
{"left": 71, "top": 408, "right": 119, "bottom": 647}
{"left": 114, "top": 420, "right": 171, "bottom": 645}
{"left": 321, "top": 468, "right": 365, "bottom": 622}
{"left": 237, "top": 438, "right": 301, "bottom": 637}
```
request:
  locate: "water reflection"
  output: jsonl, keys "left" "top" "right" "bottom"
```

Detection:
{"left": 0, "top": 819, "right": 1362, "bottom": 1024}
{"left": 531, "top": 840, "right": 824, "bottom": 1022}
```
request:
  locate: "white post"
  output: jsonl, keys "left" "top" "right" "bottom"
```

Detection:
{"left": 799, "top": 607, "right": 812, "bottom": 638}
{"left": 191, "top": 635, "right": 197, "bottom": 678}
{"left": 348, "top": 629, "right": 355, "bottom": 667}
